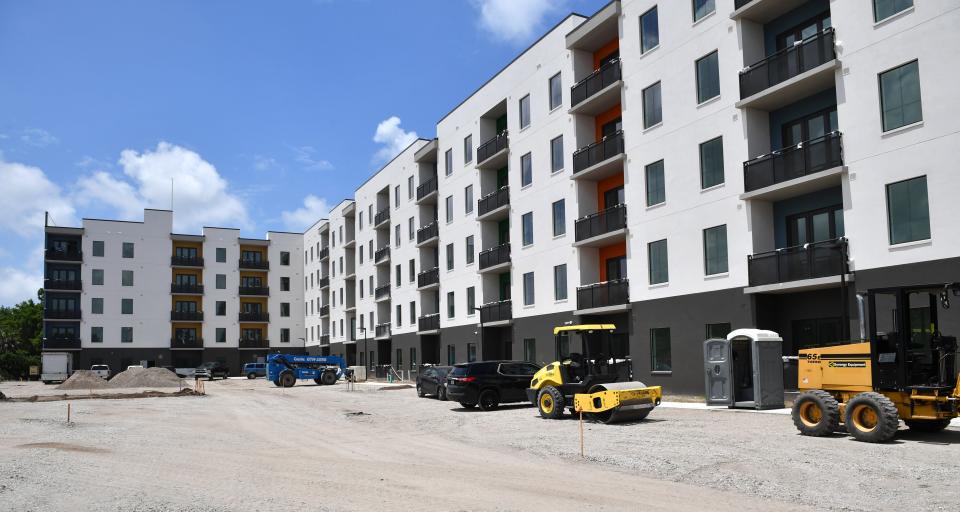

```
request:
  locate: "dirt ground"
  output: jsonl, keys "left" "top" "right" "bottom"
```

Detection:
{"left": 0, "top": 379, "right": 957, "bottom": 512}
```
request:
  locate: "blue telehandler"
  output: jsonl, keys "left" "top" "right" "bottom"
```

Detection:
{"left": 266, "top": 353, "right": 351, "bottom": 388}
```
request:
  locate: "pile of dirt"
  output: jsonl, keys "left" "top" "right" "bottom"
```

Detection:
{"left": 57, "top": 370, "right": 110, "bottom": 390}
{"left": 108, "top": 367, "right": 183, "bottom": 388}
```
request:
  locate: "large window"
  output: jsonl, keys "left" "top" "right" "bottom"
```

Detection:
{"left": 446, "top": 243, "right": 454, "bottom": 271}
{"left": 692, "top": 0, "right": 714, "bottom": 22}
{"left": 553, "top": 264, "right": 567, "bottom": 301}
{"left": 408, "top": 217, "right": 414, "bottom": 241}
{"left": 650, "top": 328, "right": 671, "bottom": 372}
{"left": 519, "top": 94, "right": 531, "bottom": 129}
{"left": 122, "top": 242, "right": 134, "bottom": 258}
{"left": 91, "top": 326, "right": 103, "bottom": 343}
{"left": 521, "top": 152, "right": 532, "bottom": 187}
{"left": 91, "top": 297, "right": 103, "bottom": 314}
{"left": 464, "top": 185, "right": 474, "bottom": 214}
{"left": 216, "top": 247, "right": 226, "bottom": 262}
{"left": 645, "top": 160, "right": 665, "bottom": 206}
{"left": 699, "top": 136, "right": 724, "bottom": 189}
{"left": 467, "top": 343, "right": 477, "bottom": 363}
{"left": 464, "top": 135, "right": 473, "bottom": 164}
{"left": 548, "top": 73, "right": 562, "bottom": 110}
{"left": 121, "top": 298, "right": 133, "bottom": 315}
{"left": 640, "top": 6, "right": 659, "bottom": 53}
{"left": 521, "top": 212, "right": 534, "bottom": 246}
{"left": 447, "top": 291, "right": 455, "bottom": 318}
{"left": 445, "top": 195, "right": 454, "bottom": 223}
{"left": 121, "top": 270, "right": 134, "bottom": 286}
{"left": 92, "top": 269, "right": 104, "bottom": 285}
{"left": 552, "top": 199, "right": 566, "bottom": 237}
{"left": 703, "top": 225, "right": 728, "bottom": 275}
{"left": 447, "top": 345, "right": 456, "bottom": 365}
{"left": 874, "top": 0, "right": 913, "bottom": 22}
{"left": 523, "top": 272, "right": 535, "bottom": 306}
{"left": 550, "top": 135, "right": 564, "bottom": 172}
{"left": 466, "top": 287, "right": 475, "bottom": 314}
{"left": 648, "top": 239, "right": 669, "bottom": 285}
{"left": 444, "top": 149, "right": 453, "bottom": 176}
{"left": 92, "top": 240, "right": 104, "bottom": 257}
{"left": 879, "top": 60, "right": 922, "bottom": 132}
{"left": 465, "top": 235, "right": 475, "bottom": 264}
{"left": 642, "top": 81, "right": 662, "bottom": 128}
{"left": 121, "top": 327, "right": 133, "bottom": 343}
{"left": 696, "top": 51, "right": 720, "bottom": 103}
{"left": 886, "top": 175, "right": 930, "bottom": 244}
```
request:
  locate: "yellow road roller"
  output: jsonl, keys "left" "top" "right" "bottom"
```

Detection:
{"left": 526, "top": 324, "right": 661, "bottom": 423}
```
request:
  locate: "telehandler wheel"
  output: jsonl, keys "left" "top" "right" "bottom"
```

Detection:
{"left": 537, "top": 386, "right": 565, "bottom": 419}
{"left": 845, "top": 392, "right": 899, "bottom": 443}
{"left": 279, "top": 372, "right": 297, "bottom": 388}
{"left": 321, "top": 371, "right": 337, "bottom": 386}
{"left": 905, "top": 419, "right": 951, "bottom": 433}
{"left": 272, "top": 379, "right": 281, "bottom": 387}
{"left": 791, "top": 390, "right": 839, "bottom": 437}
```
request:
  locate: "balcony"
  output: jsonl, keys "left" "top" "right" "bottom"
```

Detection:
{"left": 374, "top": 246, "right": 390, "bottom": 265}
{"left": 477, "top": 186, "right": 510, "bottom": 221}
{"left": 480, "top": 300, "right": 512, "bottom": 325}
{"left": 572, "top": 130, "right": 625, "bottom": 180}
{"left": 375, "top": 285, "right": 391, "bottom": 302}
{"left": 417, "top": 267, "right": 440, "bottom": 290}
{"left": 375, "top": 322, "right": 391, "bottom": 340}
{"left": 319, "top": 276, "right": 330, "bottom": 289}
{"left": 476, "top": 131, "right": 509, "bottom": 170}
{"left": 746, "top": 238, "right": 849, "bottom": 292}
{"left": 570, "top": 58, "right": 622, "bottom": 116}
{"left": 731, "top": 0, "right": 812, "bottom": 23}
{"left": 170, "top": 337, "right": 203, "bottom": 350}
{"left": 319, "top": 305, "right": 330, "bottom": 317}
{"left": 574, "top": 204, "right": 627, "bottom": 247}
{"left": 742, "top": 132, "right": 844, "bottom": 200}
{"left": 374, "top": 208, "right": 390, "bottom": 228}
{"left": 45, "top": 309, "right": 81, "bottom": 320}
{"left": 239, "top": 259, "right": 269, "bottom": 271}
{"left": 171, "top": 255, "right": 204, "bottom": 267}
{"left": 416, "top": 175, "right": 438, "bottom": 203}
{"left": 737, "top": 28, "right": 837, "bottom": 110}
{"left": 44, "top": 279, "right": 81, "bottom": 291}
{"left": 239, "top": 286, "right": 270, "bottom": 296}
{"left": 576, "top": 279, "right": 630, "bottom": 314}
{"left": 478, "top": 243, "right": 511, "bottom": 273}
{"left": 170, "top": 311, "right": 204, "bottom": 322}
{"left": 239, "top": 311, "right": 269, "bottom": 322}
{"left": 319, "top": 334, "right": 330, "bottom": 345}
{"left": 239, "top": 338, "right": 269, "bottom": 349}
{"left": 45, "top": 248, "right": 82, "bottom": 262}
{"left": 318, "top": 247, "right": 329, "bottom": 260}
{"left": 418, "top": 313, "right": 440, "bottom": 333}
{"left": 416, "top": 222, "right": 439, "bottom": 247}
{"left": 43, "top": 336, "right": 81, "bottom": 351}
{"left": 171, "top": 283, "right": 204, "bottom": 294}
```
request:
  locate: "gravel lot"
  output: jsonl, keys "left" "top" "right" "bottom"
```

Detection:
{"left": 1, "top": 378, "right": 957, "bottom": 511}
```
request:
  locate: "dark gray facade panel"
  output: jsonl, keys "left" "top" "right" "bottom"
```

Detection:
{"left": 854, "top": 256, "right": 960, "bottom": 291}
{"left": 392, "top": 332, "right": 420, "bottom": 372}
{"left": 439, "top": 323, "right": 478, "bottom": 364}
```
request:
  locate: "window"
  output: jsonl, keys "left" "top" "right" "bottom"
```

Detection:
{"left": 216, "top": 274, "right": 226, "bottom": 289}
{"left": 548, "top": 72, "right": 562, "bottom": 110}
{"left": 648, "top": 239, "right": 669, "bottom": 285}
{"left": 394, "top": 185, "right": 400, "bottom": 208}
{"left": 692, "top": 0, "right": 714, "bottom": 22}
{"left": 92, "top": 269, "right": 103, "bottom": 285}
{"left": 408, "top": 175, "right": 414, "bottom": 200}
{"left": 121, "top": 327, "right": 133, "bottom": 343}
{"left": 521, "top": 152, "right": 532, "bottom": 187}
{"left": 444, "top": 195, "right": 454, "bottom": 223}
{"left": 640, "top": 6, "right": 659, "bottom": 53}
{"left": 464, "top": 185, "right": 474, "bottom": 214}
{"left": 446, "top": 243, "right": 454, "bottom": 271}
{"left": 548, "top": 135, "right": 564, "bottom": 173}
{"left": 91, "top": 297, "right": 103, "bottom": 315}
{"left": 122, "top": 242, "right": 134, "bottom": 258}
{"left": 447, "top": 291, "right": 455, "bottom": 318}
{"left": 521, "top": 212, "right": 533, "bottom": 246}
{"left": 464, "top": 135, "right": 473, "bottom": 164}
{"left": 280, "top": 277, "right": 290, "bottom": 291}
{"left": 281, "top": 303, "right": 290, "bottom": 317}
{"left": 408, "top": 217, "right": 415, "bottom": 240}
{"left": 447, "top": 345, "right": 456, "bottom": 365}
{"left": 553, "top": 264, "right": 567, "bottom": 301}
{"left": 359, "top": 211, "right": 363, "bottom": 230}
{"left": 879, "top": 60, "right": 922, "bottom": 132}
{"left": 703, "top": 225, "right": 728, "bottom": 275}
{"left": 642, "top": 81, "right": 662, "bottom": 128}
{"left": 281, "top": 328, "right": 290, "bottom": 343}
{"left": 886, "top": 176, "right": 930, "bottom": 244}
{"left": 92, "top": 241, "right": 104, "bottom": 257}
{"left": 216, "top": 247, "right": 226, "bottom": 262}
{"left": 91, "top": 326, "right": 103, "bottom": 343}
{"left": 466, "top": 287, "right": 475, "bottom": 314}
{"left": 696, "top": 51, "right": 720, "bottom": 103}
{"left": 645, "top": 160, "right": 665, "bottom": 206}
{"left": 396, "top": 305, "right": 402, "bottom": 327}
{"left": 359, "top": 246, "right": 363, "bottom": 264}
{"left": 699, "top": 136, "right": 724, "bottom": 189}
{"left": 650, "top": 328, "right": 671, "bottom": 372}
{"left": 874, "top": 0, "right": 913, "bottom": 22}
{"left": 523, "top": 272, "right": 535, "bottom": 306}
{"left": 444, "top": 149, "right": 453, "bottom": 176}
{"left": 523, "top": 338, "right": 536, "bottom": 363}
{"left": 467, "top": 343, "right": 477, "bottom": 363}
{"left": 465, "top": 235, "right": 475, "bottom": 265}
{"left": 519, "top": 94, "right": 531, "bottom": 129}
{"left": 216, "top": 301, "right": 226, "bottom": 316}
{"left": 395, "top": 224, "right": 400, "bottom": 246}
{"left": 396, "top": 264, "right": 402, "bottom": 287}
{"left": 216, "top": 328, "right": 226, "bottom": 343}
{"left": 706, "top": 323, "right": 731, "bottom": 339}
{"left": 410, "top": 301, "right": 416, "bottom": 325}
{"left": 121, "top": 270, "right": 134, "bottom": 287}
{"left": 552, "top": 200, "right": 566, "bottom": 237}
{"left": 409, "top": 259, "right": 416, "bottom": 282}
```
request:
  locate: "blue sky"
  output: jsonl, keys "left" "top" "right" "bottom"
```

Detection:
{"left": 0, "top": 0, "right": 608, "bottom": 305}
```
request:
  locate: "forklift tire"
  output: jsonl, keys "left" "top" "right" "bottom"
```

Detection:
{"left": 537, "top": 386, "right": 565, "bottom": 420}
{"left": 791, "top": 390, "right": 839, "bottom": 437}
{"left": 904, "top": 419, "right": 951, "bottom": 433}
{"left": 478, "top": 389, "right": 500, "bottom": 411}
{"left": 272, "top": 379, "right": 281, "bottom": 387}
{"left": 313, "top": 378, "right": 323, "bottom": 385}
{"left": 321, "top": 371, "right": 337, "bottom": 386}
{"left": 845, "top": 392, "right": 899, "bottom": 443}
{"left": 279, "top": 372, "right": 297, "bottom": 388}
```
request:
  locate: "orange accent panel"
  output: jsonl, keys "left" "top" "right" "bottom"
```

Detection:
{"left": 598, "top": 242, "right": 627, "bottom": 282}
{"left": 596, "top": 172, "right": 624, "bottom": 210}
{"left": 592, "top": 38, "right": 620, "bottom": 70}
{"left": 594, "top": 104, "right": 622, "bottom": 142}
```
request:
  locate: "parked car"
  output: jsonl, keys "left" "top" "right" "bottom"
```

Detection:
{"left": 243, "top": 362, "right": 267, "bottom": 379}
{"left": 416, "top": 365, "right": 452, "bottom": 400}
{"left": 445, "top": 361, "right": 541, "bottom": 411}
{"left": 126, "top": 365, "right": 144, "bottom": 370}
{"left": 90, "top": 364, "right": 111, "bottom": 380}
{"left": 195, "top": 361, "right": 230, "bottom": 380}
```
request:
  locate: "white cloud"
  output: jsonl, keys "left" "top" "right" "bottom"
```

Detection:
{"left": 0, "top": 158, "right": 76, "bottom": 237}
{"left": 252, "top": 154, "right": 281, "bottom": 172}
{"left": 372, "top": 116, "right": 418, "bottom": 162}
{"left": 19, "top": 127, "right": 59, "bottom": 148}
{"left": 291, "top": 145, "right": 333, "bottom": 171}
{"left": 280, "top": 194, "right": 331, "bottom": 232}
{"left": 0, "top": 266, "right": 42, "bottom": 305}
{"left": 472, "top": 0, "right": 565, "bottom": 44}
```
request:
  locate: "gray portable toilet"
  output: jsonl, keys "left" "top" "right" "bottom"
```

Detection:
{"left": 703, "top": 329, "right": 784, "bottom": 410}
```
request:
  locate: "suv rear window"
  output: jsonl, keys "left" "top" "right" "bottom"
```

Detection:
{"left": 449, "top": 365, "right": 470, "bottom": 377}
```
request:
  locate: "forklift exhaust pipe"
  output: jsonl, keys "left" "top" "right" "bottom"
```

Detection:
{"left": 856, "top": 293, "right": 867, "bottom": 341}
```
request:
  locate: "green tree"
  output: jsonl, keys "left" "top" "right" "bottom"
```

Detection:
{"left": 0, "top": 289, "right": 43, "bottom": 380}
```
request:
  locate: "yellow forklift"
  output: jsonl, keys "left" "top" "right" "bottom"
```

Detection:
{"left": 526, "top": 324, "right": 662, "bottom": 424}
{"left": 792, "top": 283, "right": 959, "bottom": 442}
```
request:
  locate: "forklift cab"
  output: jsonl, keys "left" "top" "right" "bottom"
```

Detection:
{"left": 553, "top": 324, "right": 632, "bottom": 393}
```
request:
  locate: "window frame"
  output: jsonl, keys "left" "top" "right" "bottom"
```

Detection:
{"left": 521, "top": 212, "right": 534, "bottom": 246}
{"left": 548, "top": 72, "right": 562, "bottom": 110}
{"left": 552, "top": 199, "right": 566, "bottom": 237}
{"left": 519, "top": 94, "right": 531, "bottom": 129}
{"left": 464, "top": 134, "right": 473, "bottom": 164}
{"left": 642, "top": 81, "right": 662, "bottom": 129}
{"left": 520, "top": 152, "right": 533, "bottom": 187}
{"left": 553, "top": 264, "right": 567, "bottom": 301}
{"left": 695, "top": 50, "right": 720, "bottom": 104}
{"left": 878, "top": 59, "right": 922, "bottom": 132}
{"left": 692, "top": 0, "right": 715, "bottom": 23}
{"left": 523, "top": 271, "right": 535, "bottom": 306}
{"left": 699, "top": 136, "right": 725, "bottom": 189}
{"left": 650, "top": 327, "right": 672, "bottom": 372}
{"left": 645, "top": 159, "right": 666, "bottom": 206}
{"left": 873, "top": 0, "right": 913, "bottom": 23}
{"left": 550, "top": 135, "right": 564, "bottom": 173}
{"left": 885, "top": 175, "right": 930, "bottom": 245}
{"left": 640, "top": 6, "right": 659, "bottom": 54}
{"left": 648, "top": 239, "right": 669, "bottom": 285}
{"left": 703, "top": 224, "right": 729, "bottom": 276}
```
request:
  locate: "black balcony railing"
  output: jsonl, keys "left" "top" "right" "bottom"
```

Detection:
{"left": 319, "top": 305, "right": 330, "bottom": 316}
{"left": 375, "top": 246, "right": 390, "bottom": 263}
{"left": 171, "top": 337, "right": 203, "bottom": 349}
{"left": 44, "top": 279, "right": 81, "bottom": 291}
{"left": 171, "top": 283, "right": 204, "bottom": 294}
{"left": 479, "top": 243, "right": 511, "bottom": 270}
{"left": 476, "top": 130, "right": 509, "bottom": 164}
{"left": 478, "top": 186, "right": 510, "bottom": 217}
{"left": 748, "top": 238, "right": 848, "bottom": 287}
{"left": 418, "top": 267, "right": 440, "bottom": 288}
{"left": 577, "top": 279, "right": 629, "bottom": 311}
{"left": 43, "top": 336, "right": 81, "bottom": 350}
{"left": 418, "top": 313, "right": 440, "bottom": 332}
{"left": 171, "top": 311, "right": 204, "bottom": 322}
{"left": 239, "top": 286, "right": 269, "bottom": 296}
{"left": 45, "top": 309, "right": 81, "bottom": 319}
{"left": 319, "top": 276, "right": 330, "bottom": 288}
{"left": 239, "top": 259, "right": 269, "bottom": 270}
{"left": 374, "top": 208, "right": 390, "bottom": 227}
{"left": 239, "top": 338, "right": 269, "bottom": 349}
{"left": 375, "top": 323, "right": 391, "bottom": 338}
{"left": 416, "top": 175, "right": 438, "bottom": 200}
{"left": 239, "top": 311, "right": 270, "bottom": 322}
{"left": 480, "top": 300, "right": 513, "bottom": 324}
{"left": 740, "top": 28, "right": 835, "bottom": 99}
{"left": 416, "top": 222, "right": 439, "bottom": 244}
{"left": 318, "top": 247, "right": 329, "bottom": 260}
{"left": 375, "top": 285, "right": 391, "bottom": 300}
{"left": 45, "top": 248, "right": 82, "bottom": 261}
{"left": 571, "top": 58, "right": 622, "bottom": 107}
{"left": 171, "top": 255, "right": 204, "bottom": 267}
{"left": 320, "top": 334, "right": 330, "bottom": 345}
{"left": 575, "top": 204, "right": 627, "bottom": 242}
{"left": 573, "top": 130, "right": 625, "bottom": 174}
{"left": 744, "top": 132, "right": 843, "bottom": 192}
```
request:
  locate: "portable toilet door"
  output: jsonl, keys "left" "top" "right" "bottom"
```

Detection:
{"left": 727, "top": 329, "right": 784, "bottom": 410}
{"left": 703, "top": 338, "right": 733, "bottom": 406}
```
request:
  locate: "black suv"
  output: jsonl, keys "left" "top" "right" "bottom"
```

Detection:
{"left": 195, "top": 361, "right": 230, "bottom": 380}
{"left": 445, "top": 361, "right": 541, "bottom": 411}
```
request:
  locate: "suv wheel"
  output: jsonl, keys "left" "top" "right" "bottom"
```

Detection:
{"left": 478, "top": 389, "right": 500, "bottom": 411}
{"left": 247, "top": 373, "right": 257, "bottom": 379}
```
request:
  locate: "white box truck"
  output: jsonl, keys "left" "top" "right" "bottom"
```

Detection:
{"left": 41, "top": 352, "right": 73, "bottom": 384}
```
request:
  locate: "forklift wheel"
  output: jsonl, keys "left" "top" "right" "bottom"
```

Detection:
{"left": 537, "top": 386, "right": 565, "bottom": 420}
{"left": 791, "top": 390, "right": 839, "bottom": 437}
{"left": 904, "top": 419, "right": 951, "bottom": 433}
{"left": 321, "top": 371, "right": 337, "bottom": 386}
{"left": 279, "top": 372, "right": 297, "bottom": 388}
{"left": 845, "top": 392, "right": 899, "bottom": 443}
